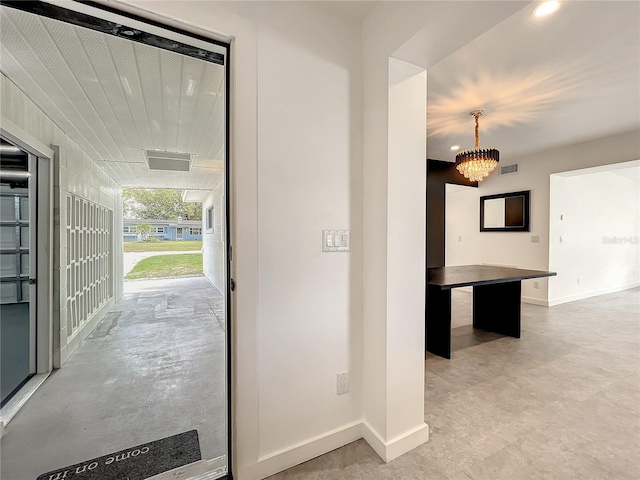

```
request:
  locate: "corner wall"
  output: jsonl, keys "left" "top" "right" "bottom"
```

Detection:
{"left": 1, "top": 73, "right": 123, "bottom": 367}
{"left": 445, "top": 129, "right": 640, "bottom": 304}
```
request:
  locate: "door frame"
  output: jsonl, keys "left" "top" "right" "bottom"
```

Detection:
{"left": 1, "top": 1, "right": 234, "bottom": 477}
{"left": 1, "top": 119, "right": 54, "bottom": 376}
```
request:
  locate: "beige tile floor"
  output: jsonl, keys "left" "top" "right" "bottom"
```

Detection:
{"left": 268, "top": 288, "right": 640, "bottom": 480}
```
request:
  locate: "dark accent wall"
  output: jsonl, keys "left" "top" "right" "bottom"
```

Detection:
{"left": 425, "top": 159, "right": 477, "bottom": 353}
{"left": 426, "top": 159, "right": 477, "bottom": 268}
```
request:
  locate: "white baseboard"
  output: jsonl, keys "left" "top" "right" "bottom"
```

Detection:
{"left": 238, "top": 421, "right": 362, "bottom": 480}
{"left": 521, "top": 296, "right": 549, "bottom": 306}
{"left": 237, "top": 419, "right": 429, "bottom": 480}
{"left": 548, "top": 283, "right": 640, "bottom": 307}
{"left": 361, "top": 421, "right": 429, "bottom": 463}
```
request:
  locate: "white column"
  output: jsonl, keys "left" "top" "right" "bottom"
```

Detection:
{"left": 362, "top": 57, "right": 428, "bottom": 462}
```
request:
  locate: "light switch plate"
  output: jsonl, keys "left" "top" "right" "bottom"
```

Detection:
{"left": 323, "top": 230, "right": 350, "bottom": 252}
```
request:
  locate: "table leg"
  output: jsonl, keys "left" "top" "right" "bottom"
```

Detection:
{"left": 427, "top": 285, "right": 452, "bottom": 359}
{"left": 473, "top": 281, "right": 521, "bottom": 338}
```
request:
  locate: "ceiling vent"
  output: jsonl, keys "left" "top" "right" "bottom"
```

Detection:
{"left": 145, "top": 150, "right": 192, "bottom": 172}
{"left": 500, "top": 164, "right": 518, "bottom": 175}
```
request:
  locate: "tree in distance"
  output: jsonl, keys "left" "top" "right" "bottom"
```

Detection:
{"left": 123, "top": 188, "right": 202, "bottom": 221}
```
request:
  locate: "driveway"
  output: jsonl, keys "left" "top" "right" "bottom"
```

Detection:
{"left": 123, "top": 250, "right": 201, "bottom": 276}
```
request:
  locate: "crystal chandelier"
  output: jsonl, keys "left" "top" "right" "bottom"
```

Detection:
{"left": 455, "top": 110, "right": 499, "bottom": 182}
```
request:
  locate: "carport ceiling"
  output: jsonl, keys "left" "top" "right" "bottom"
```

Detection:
{"left": 0, "top": 5, "right": 225, "bottom": 190}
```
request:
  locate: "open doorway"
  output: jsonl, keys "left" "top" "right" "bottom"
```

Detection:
{"left": 0, "top": 2, "right": 231, "bottom": 479}
{"left": 549, "top": 160, "right": 639, "bottom": 305}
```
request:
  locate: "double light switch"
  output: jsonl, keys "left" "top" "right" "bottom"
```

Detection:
{"left": 323, "top": 230, "right": 349, "bottom": 252}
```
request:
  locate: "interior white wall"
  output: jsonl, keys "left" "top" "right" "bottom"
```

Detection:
{"left": 548, "top": 164, "right": 639, "bottom": 304}
{"left": 1, "top": 73, "right": 124, "bottom": 367}
{"left": 444, "top": 129, "right": 640, "bottom": 305}
{"left": 202, "top": 180, "right": 225, "bottom": 294}
{"left": 252, "top": 3, "right": 363, "bottom": 459}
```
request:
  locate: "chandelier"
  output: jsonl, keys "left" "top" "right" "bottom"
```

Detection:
{"left": 455, "top": 110, "right": 499, "bottom": 182}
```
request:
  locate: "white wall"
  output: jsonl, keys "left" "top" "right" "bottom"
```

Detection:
{"left": 1, "top": 73, "right": 124, "bottom": 366}
{"left": 253, "top": 3, "right": 363, "bottom": 460}
{"left": 549, "top": 163, "right": 639, "bottom": 304}
{"left": 445, "top": 129, "right": 640, "bottom": 305}
{"left": 203, "top": 179, "right": 225, "bottom": 293}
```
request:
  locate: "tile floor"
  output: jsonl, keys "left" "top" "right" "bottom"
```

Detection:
{"left": 268, "top": 288, "right": 640, "bottom": 480}
{"left": 0, "top": 276, "right": 227, "bottom": 480}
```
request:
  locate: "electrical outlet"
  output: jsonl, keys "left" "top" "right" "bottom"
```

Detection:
{"left": 457, "top": 236, "right": 462, "bottom": 243}
{"left": 337, "top": 372, "right": 349, "bottom": 395}
{"left": 577, "top": 278, "right": 580, "bottom": 285}
{"left": 533, "top": 281, "right": 539, "bottom": 289}
{"left": 531, "top": 235, "right": 540, "bottom": 243}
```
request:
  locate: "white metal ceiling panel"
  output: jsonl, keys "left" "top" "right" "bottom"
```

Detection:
{"left": 0, "top": 6, "right": 226, "bottom": 190}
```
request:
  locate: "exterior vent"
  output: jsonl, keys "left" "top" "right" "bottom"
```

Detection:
{"left": 145, "top": 150, "right": 191, "bottom": 172}
{"left": 500, "top": 164, "right": 518, "bottom": 175}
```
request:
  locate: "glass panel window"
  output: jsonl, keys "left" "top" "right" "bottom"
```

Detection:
{"left": 21, "top": 281, "right": 29, "bottom": 302}
{"left": 20, "top": 197, "right": 29, "bottom": 220}
{"left": 155, "top": 226, "right": 164, "bottom": 234}
{"left": 0, "top": 282, "right": 17, "bottom": 304}
{"left": 0, "top": 226, "right": 17, "bottom": 249}
{"left": 20, "top": 254, "right": 29, "bottom": 275}
{"left": 206, "top": 206, "right": 214, "bottom": 231}
{"left": 0, "top": 254, "right": 17, "bottom": 277}
{"left": 0, "top": 197, "right": 15, "bottom": 221}
{"left": 20, "top": 227, "right": 29, "bottom": 248}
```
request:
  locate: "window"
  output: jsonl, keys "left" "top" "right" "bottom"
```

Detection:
{"left": 190, "top": 227, "right": 201, "bottom": 235}
{"left": 155, "top": 226, "right": 164, "bottom": 234}
{"left": 206, "top": 205, "right": 214, "bottom": 232}
{"left": 123, "top": 226, "right": 132, "bottom": 234}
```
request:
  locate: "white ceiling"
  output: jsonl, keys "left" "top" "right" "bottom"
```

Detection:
{"left": 424, "top": 1, "right": 640, "bottom": 162}
{"left": 309, "top": 0, "right": 378, "bottom": 20}
{"left": 1, "top": 1, "right": 637, "bottom": 190}
{"left": 0, "top": 6, "right": 225, "bottom": 190}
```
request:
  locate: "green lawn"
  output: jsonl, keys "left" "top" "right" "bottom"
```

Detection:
{"left": 124, "top": 240, "right": 202, "bottom": 252}
{"left": 125, "top": 253, "right": 203, "bottom": 280}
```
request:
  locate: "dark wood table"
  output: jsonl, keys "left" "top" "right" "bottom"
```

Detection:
{"left": 427, "top": 265, "right": 556, "bottom": 359}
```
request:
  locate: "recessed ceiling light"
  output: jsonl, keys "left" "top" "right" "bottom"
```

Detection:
{"left": 533, "top": 1, "right": 560, "bottom": 18}
{"left": 450, "top": 145, "right": 460, "bottom": 151}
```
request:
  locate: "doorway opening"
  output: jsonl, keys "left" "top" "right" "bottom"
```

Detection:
{"left": 0, "top": 2, "right": 231, "bottom": 479}
{"left": 0, "top": 138, "right": 34, "bottom": 407}
{"left": 549, "top": 160, "right": 639, "bottom": 305}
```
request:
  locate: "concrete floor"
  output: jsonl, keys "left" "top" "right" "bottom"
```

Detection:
{"left": 268, "top": 288, "right": 640, "bottom": 480}
{"left": 0, "top": 276, "right": 227, "bottom": 480}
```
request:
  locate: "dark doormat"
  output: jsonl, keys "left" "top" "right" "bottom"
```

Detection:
{"left": 37, "top": 430, "right": 201, "bottom": 480}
